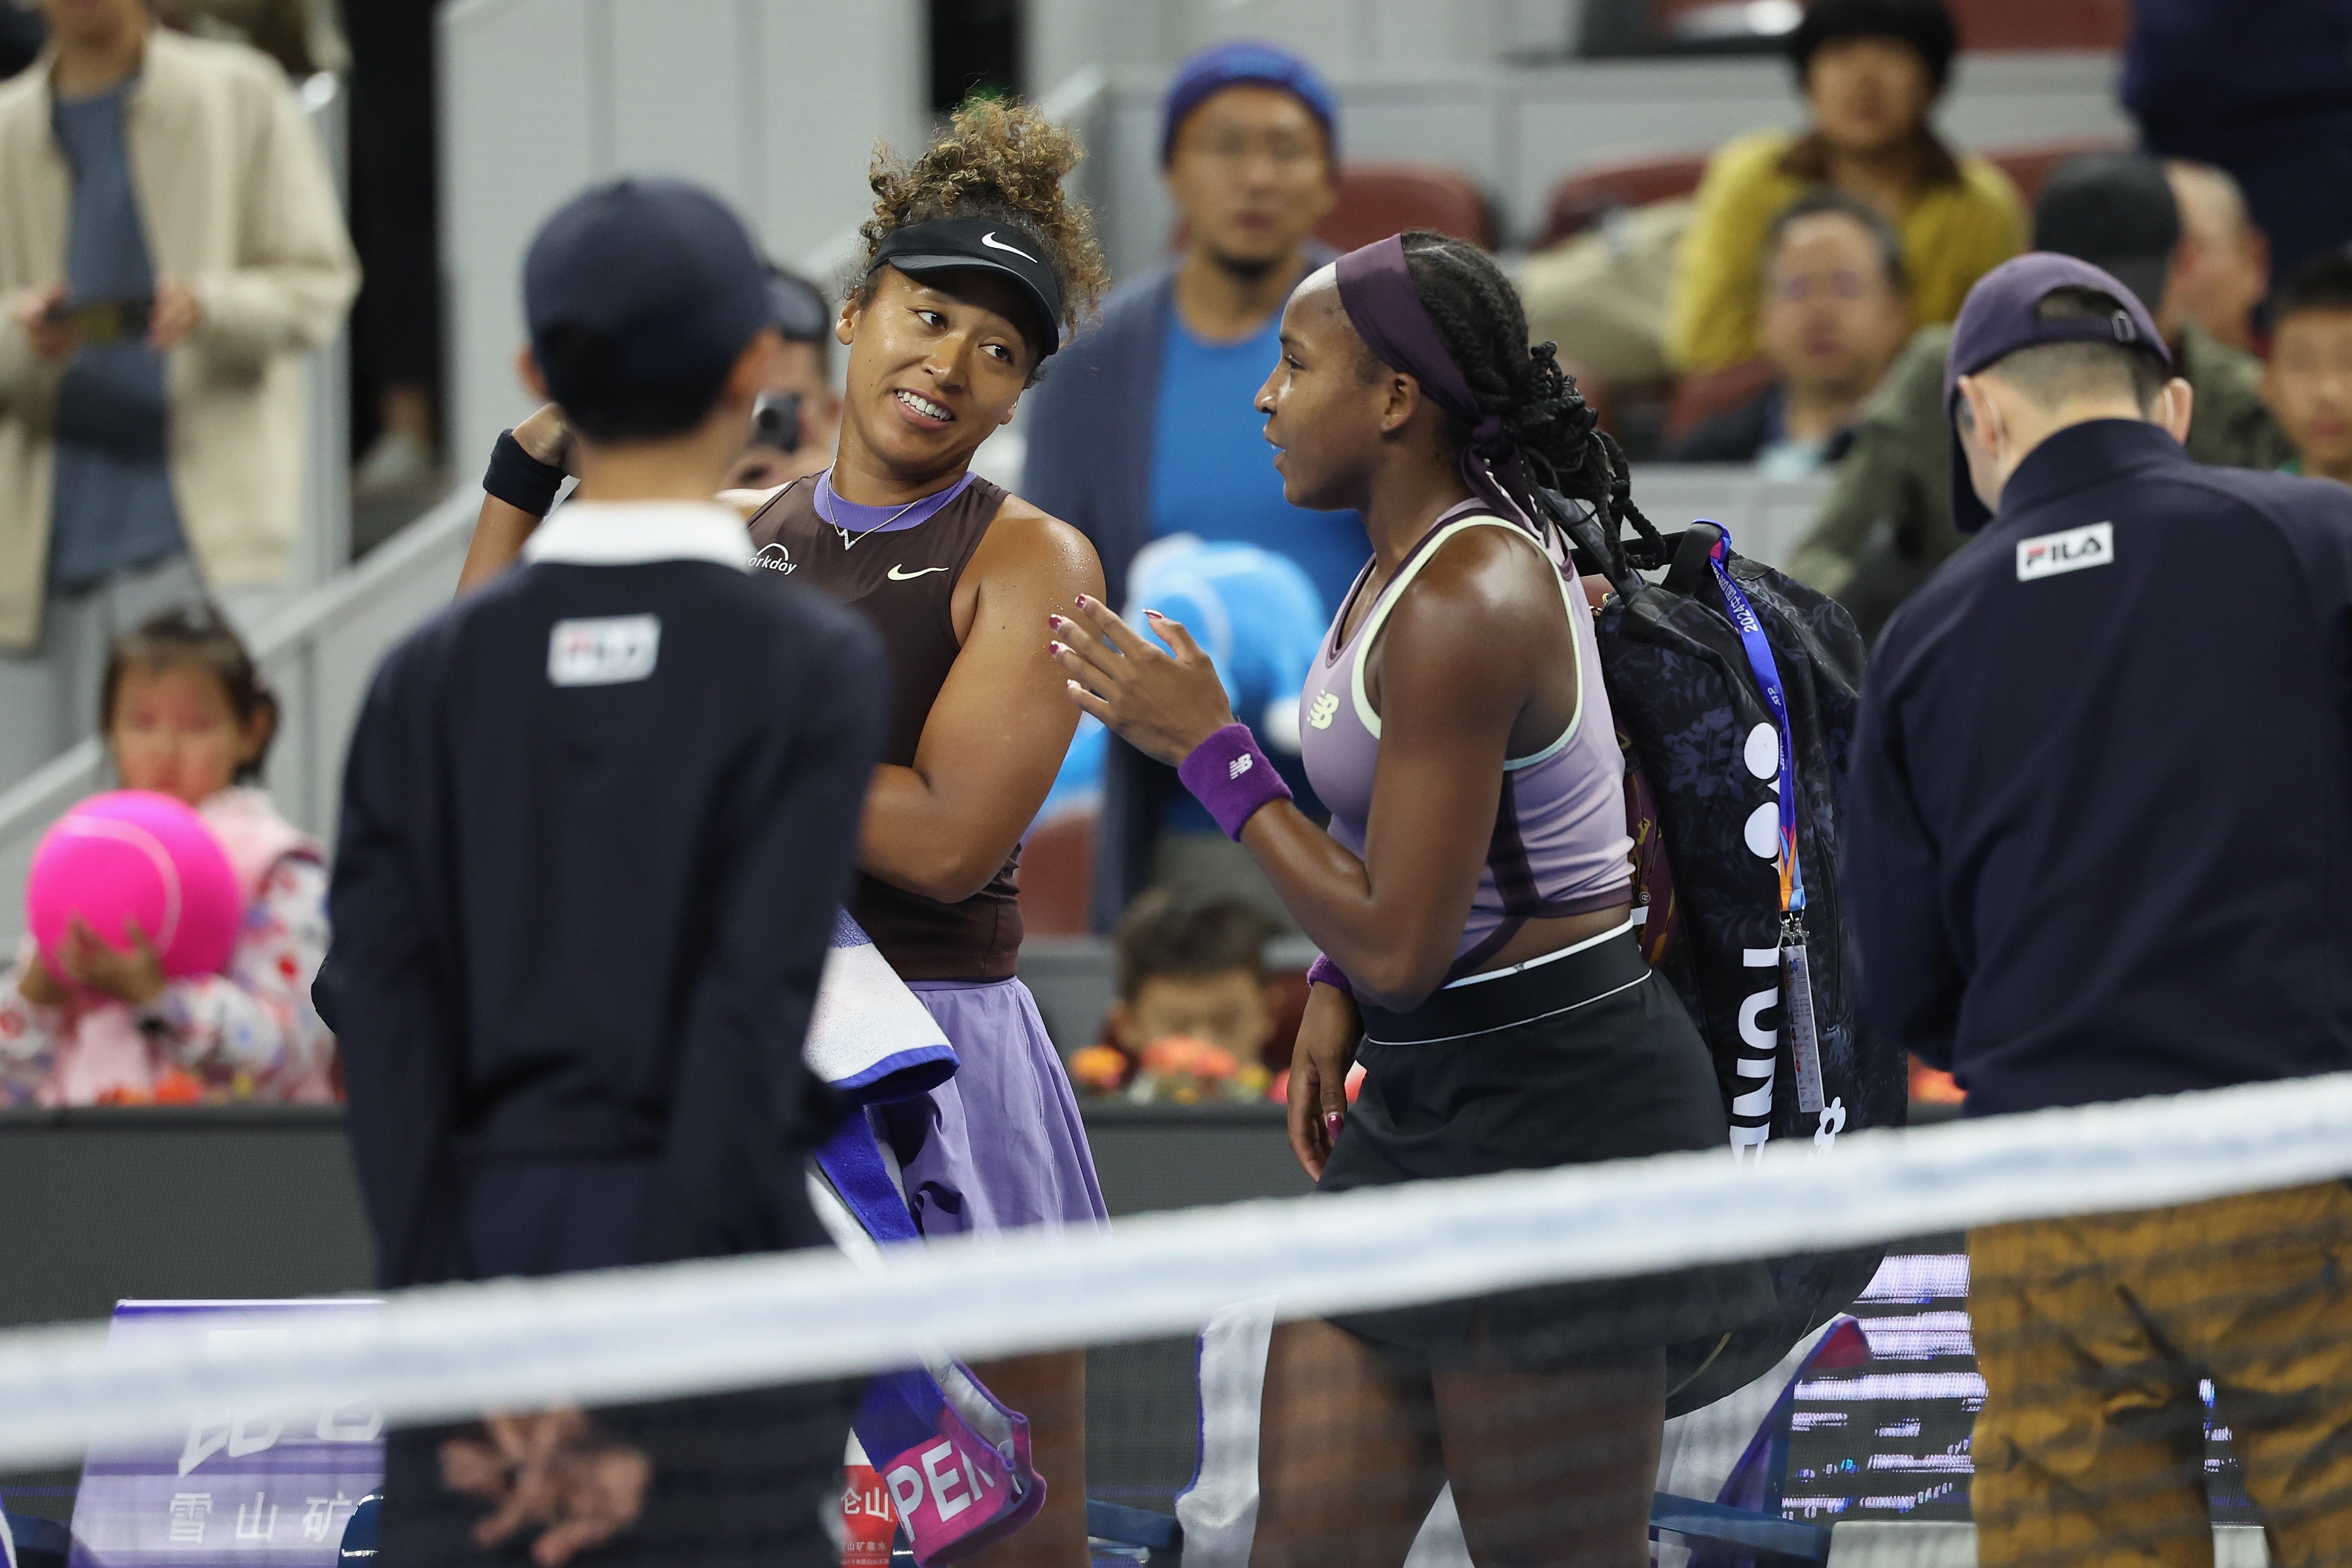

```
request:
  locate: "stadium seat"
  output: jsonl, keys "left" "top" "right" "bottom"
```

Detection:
{"left": 1169, "top": 162, "right": 1497, "bottom": 256}
{"left": 1315, "top": 161, "right": 1499, "bottom": 252}
{"left": 1538, "top": 152, "right": 1713, "bottom": 249}
{"left": 1602, "top": 0, "right": 2124, "bottom": 54}
{"left": 1536, "top": 134, "right": 2129, "bottom": 252}
{"left": 1664, "top": 357, "right": 1778, "bottom": 447}
{"left": 1948, "top": 0, "right": 2127, "bottom": 51}
{"left": 1088, "top": 1499, "right": 1183, "bottom": 1557}
{"left": 1019, "top": 810, "right": 1097, "bottom": 938}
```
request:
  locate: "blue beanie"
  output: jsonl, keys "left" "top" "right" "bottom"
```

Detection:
{"left": 1160, "top": 40, "right": 1339, "bottom": 167}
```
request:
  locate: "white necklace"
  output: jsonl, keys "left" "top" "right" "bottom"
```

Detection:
{"left": 833, "top": 498, "right": 922, "bottom": 552}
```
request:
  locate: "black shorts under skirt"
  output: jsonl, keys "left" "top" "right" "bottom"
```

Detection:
{"left": 1319, "top": 926, "right": 1777, "bottom": 1372}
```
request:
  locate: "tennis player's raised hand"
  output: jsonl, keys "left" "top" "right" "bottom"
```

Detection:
{"left": 1050, "top": 596, "right": 1236, "bottom": 766}
{"left": 512, "top": 402, "right": 577, "bottom": 475}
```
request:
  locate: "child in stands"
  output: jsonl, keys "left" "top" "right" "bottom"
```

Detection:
{"left": 2262, "top": 246, "right": 2352, "bottom": 488}
{"left": 0, "top": 604, "right": 334, "bottom": 1105}
{"left": 1110, "top": 889, "right": 1277, "bottom": 1067}
{"left": 1073, "top": 890, "right": 1282, "bottom": 1097}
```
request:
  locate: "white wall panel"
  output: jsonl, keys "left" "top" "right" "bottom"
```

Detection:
{"left": 1336, "top": 78, "right": 1504, "bottom": 184}
{"left": 442, "top": 0, "right": 601, "bottom": 472}
{"left": 756, "top": 0, "right": 924, "bottom": 279}
{"left": 1102, "top": 97, "right": 1177, "bottom": 281}
{"left": 1366, "top": 0, "right": 1498, "bottom": 66}
{"left": 1509, "top": 59, "right": 1805, "bottom": 232}
{"left": 1932, "top": 51, "right": 2132, "bottom": 152}
{"left": 608, "top": 0, "right": 755, "bottom": 206}
{"left": 443, "top": 0, "right": 920, "bottom": 466}
{"left": 1186, "top": 0, "right": 1374, "bottom": 68}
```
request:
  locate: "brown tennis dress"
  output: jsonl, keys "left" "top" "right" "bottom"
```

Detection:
{"left": 744, "top": 474, "right": 1023, "bottom": 981}
{"left": 742, "top": 471, "right": 1107, "bottom": 1243}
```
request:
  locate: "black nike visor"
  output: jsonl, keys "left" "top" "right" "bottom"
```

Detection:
{"left": 869, "top": 216, "right": 1065, "bottom": 362}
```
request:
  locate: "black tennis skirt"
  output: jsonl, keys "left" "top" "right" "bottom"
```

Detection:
{"left": 1319, "top": 924, "right": 1776, "bottom": 1371}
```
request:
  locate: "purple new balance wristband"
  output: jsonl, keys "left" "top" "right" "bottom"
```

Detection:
{"left": 1178, "top": 723, "right": 1291, "bottom": 840}
{"left": 1306, "top": 954, "right": 1352, "bottom": 997}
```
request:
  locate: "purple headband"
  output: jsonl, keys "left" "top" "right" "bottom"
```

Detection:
{"left": 1331, "top": 235, "right": 1533, "bottom": 524}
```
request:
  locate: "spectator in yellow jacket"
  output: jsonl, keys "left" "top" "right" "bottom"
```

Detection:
{"left": 1667, "top": 0, "right": 2024, "bottom": 375}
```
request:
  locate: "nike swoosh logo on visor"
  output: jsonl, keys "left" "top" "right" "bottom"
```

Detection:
{"left": 887, "top": 564, "right": 951, "bottom": 581}
{"left": 980, "top": 230, "right": 1038, "bottom": 262}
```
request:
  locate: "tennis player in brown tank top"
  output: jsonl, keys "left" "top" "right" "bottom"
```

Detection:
{"left": 457, "top": 104, "right": 1113, "bottom": 1568}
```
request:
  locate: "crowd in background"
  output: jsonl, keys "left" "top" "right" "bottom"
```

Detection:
{"left": 1024, "top": 0, "right": 2352, "bottom": 1099}
{"left": 10, "top": 0, "right": 2352, "bottom": 1105}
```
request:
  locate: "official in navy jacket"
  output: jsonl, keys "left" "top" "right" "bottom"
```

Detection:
{"left": 1844, "top": 251, "right": 2352, "bottom": 1564}
{"left": 316, "top": 179, "right": 884, "bottom": 1568}
{"left": 1848, "top": 252, "right": 2352, "bottom": 1116}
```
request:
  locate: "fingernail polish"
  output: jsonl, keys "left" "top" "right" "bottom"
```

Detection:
{"left": 1048, "top": 614, "right": 1064, "bottom": 629}
{"left": 1074, "top": 594, "right": 1091, "bottom": 609}
{"left": 1325, "top": 1111, "right": 1344, "bottom": 1140}
{"left": 1145, "top": 608, "right": 1165, "bottom": 619}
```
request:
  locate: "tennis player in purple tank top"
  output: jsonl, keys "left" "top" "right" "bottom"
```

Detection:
{"left": 456, "top": 106, "right": 1119, "bottom": 1568}
{"left": 1055, "top": 233, "right": 1772, "bottom": 1566}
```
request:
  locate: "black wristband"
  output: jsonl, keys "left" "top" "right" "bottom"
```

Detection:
{"left": 484, "top": 429, "right": 567, "bottom": 518}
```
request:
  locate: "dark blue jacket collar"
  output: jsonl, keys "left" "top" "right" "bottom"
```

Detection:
{"left": 1986, "top": 417, "right": 2191, "bottom": 533}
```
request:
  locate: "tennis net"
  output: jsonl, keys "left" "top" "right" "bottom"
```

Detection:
{"left": 7, "top": 1071, "right": 2352, "bottom": 1567}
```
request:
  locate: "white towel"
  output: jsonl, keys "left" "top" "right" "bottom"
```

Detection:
{"left": 804, "top": 910, "right": 956, "bottom": 1105}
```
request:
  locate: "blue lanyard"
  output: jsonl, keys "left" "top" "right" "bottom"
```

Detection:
{"left": 1706, "top": 526, "right": 1806, "bottom": 915}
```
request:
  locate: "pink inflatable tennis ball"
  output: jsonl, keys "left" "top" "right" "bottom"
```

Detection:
{"left": 26, "top": 790, "right": 243, "bottom": 980}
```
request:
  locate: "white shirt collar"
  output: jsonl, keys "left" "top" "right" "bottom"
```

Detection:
{"left": 521, "top": 500, "right": 750, "bottom": 571}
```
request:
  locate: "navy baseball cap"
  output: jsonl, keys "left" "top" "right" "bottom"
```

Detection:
{"left": 1160, "top": 39, "right": 1338, "bottom": 167}
{"left": 525, "top": 178, "right": 770, "bottom": 382}
{"left": 1943, "top": 252, "right": 2173, "bottom": 534}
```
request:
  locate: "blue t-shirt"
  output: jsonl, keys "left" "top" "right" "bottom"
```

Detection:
{"left": 1147, "top": 309, "right": 1366, "bottom": 616}
{"left": 49, "top": 78, "right": 184, "bottom": 590}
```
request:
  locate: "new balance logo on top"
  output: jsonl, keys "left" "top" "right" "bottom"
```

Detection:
{"left": 751, "top": 543, "right": 795, "bottom": 575}
{"left": 1229, "top": 753, "right": 1254, "bottom": 781}
{"left": 2017, "top": 521, "right": 2113, "bottom": 581}
{"left": 1307, "top": 692, "right": 1340, "bottom": 730}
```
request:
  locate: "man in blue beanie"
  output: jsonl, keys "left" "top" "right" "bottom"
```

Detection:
{"left": 1023, "top": 39, "right": 1350, "bottom": 931}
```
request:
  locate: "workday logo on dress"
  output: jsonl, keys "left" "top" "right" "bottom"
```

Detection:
{"left": 752, "top": 542, "right": 797, "bottom": 575}
{"left": 2017, "top": 521, "right": 2113, "bottom": 581}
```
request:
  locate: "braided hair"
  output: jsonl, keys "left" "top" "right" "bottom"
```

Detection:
{"left": 1393, "top": 230, "right": 1659, "bottom": 551}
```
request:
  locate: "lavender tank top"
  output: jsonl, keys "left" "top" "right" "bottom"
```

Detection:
{"left": 1297, "top": 505, "right": 1633, "bottom": 975}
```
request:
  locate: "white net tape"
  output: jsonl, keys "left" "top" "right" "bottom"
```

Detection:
{"left": 5, "top": 1070, "right": 2351, "bottom": 1470}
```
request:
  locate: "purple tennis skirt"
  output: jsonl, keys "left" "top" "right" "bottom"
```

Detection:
{"left": 874, "top": 977, "right": 1109, "bottom": 1237}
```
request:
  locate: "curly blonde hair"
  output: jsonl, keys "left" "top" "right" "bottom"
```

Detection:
{"left": 858, "top": 99, "right": 1109, "bottom": 373}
